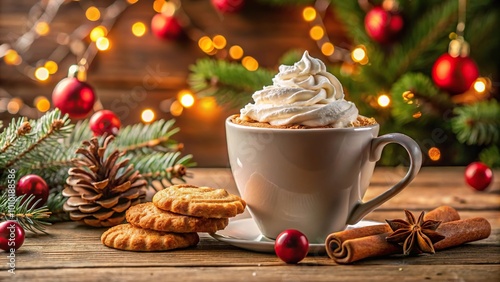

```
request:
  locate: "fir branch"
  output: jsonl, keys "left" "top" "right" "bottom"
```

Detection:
{"left": 188, "top": 58, "right": 273, "bottom": 108}
{"left": 132, "top": 151, "right": 196, "bottom": 185}
{"left": 479, "top": 145, "right": 500, "bottom": 169}
{"left": 113, "top": 119, "right": 182, "bottom": 154}
{"left": 0, "top": 118, "right": 32, "bottom": 164}
{"left": 0, "top": 193, "right": 51, "bottom": 234}
{"left": 4, "top": 109, "right": 73, "bottom": 169}
{"left": 390, "top": 72, "right": 453, "bottom": 125}
{"left": 451, "top": 100, "right": 500, "bottom": 146}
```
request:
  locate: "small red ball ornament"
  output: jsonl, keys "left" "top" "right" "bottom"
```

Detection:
{"left": 211, "top": 0, "right": 245, "bottom": 13}
{"left": 16, "top": 175, "right": 49, "bottom": 209}
{"left": 431, "top": 53, "right": 479, "bottom": 95}
{"left": 52, "top": 77, "right": 96, "bottom": 119}
{"left": 89, "top": 110, "right": 121, "bottom": 136}
{"left": 0, "top": 220, "right": 25, "bottom": 252}
{"left": 151, "top": 13, "right": 182, "bottom": 40}
{"left": 274, "top": 229, "right": 309, "bottom": 264}
{"left": 364, "top": 7, "right": 404, "bottom": 44}
{"left": 465, "top": 162, "right": 493, "bottom": 191}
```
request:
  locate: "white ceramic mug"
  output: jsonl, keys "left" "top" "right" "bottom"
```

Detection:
{"left": 225, "top": 116, "right": 422, "bottom": 243}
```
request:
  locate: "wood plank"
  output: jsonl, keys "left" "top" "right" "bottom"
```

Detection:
{"left": 3, "top": 265, "right": 500, "bottom": 282}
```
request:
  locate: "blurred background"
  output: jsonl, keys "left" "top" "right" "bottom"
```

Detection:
{"left": 1, "top": 0, "right": 499, "bottom": 167}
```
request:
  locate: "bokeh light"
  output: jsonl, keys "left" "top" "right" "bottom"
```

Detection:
{"left": 242, "top": 56, "right": 259, "bottom": 71}
{"left": 170, "top": 100, "right": 183, "bottom": 116}
{"left": 141, "top": 109, "right": 155, "bottom": 123}
{"left": 153, "top": 0, "right": 166, "bottom": 13}
{"left": 96, "top": 37, "right": 110, "bottom": 51}
{"left": 198, "top": 36, "right": 214, "bottom": 53}
{"left": 178, "top": 90, "right": 195, "bottom": 108}
{"left": 473, "top": 78, "right": 486, "bottom": 93}
{"left": 229, "top": 45, "right": 244, "bottom": 60}
{"left": 377, "top": 94, "right": 391, "bottom": 107}
{"left": 44, "top": 61, "right": 58, "bottom": 74}
{"left": 132, "top": 22, "right": 146, "bottom": 37}
{"left": 90, "top": 26, "right": 108, "bottom": 42}
{"left": 35, "top": 67, "right": 49, "bottom": 81}
{"left": 35, "top": 21, "right": 50, "bottom": 36}
{"left": 3, "top": 49, "right": 22, "bottom": 65}
{"left": 351, "top": 47, "right": 366, "bottom": 62}
{"left": 212, "top": 35, "right": 227, "bottom": 50}
{"left": 428, "top": 147, "right": 441, "bottom": 161}
{"left": 7, "top": 98, "right": 23, "bottom": 114}
{"left": 309, "top": 25, "right": 324, "bottom": 40}
{"left": 321, "top": 42, "right": 335, "bottom": 56}
{"left": 34, "top": 96, "right": 51, "bottom": 112}
{"left": 85, "top": 6, "right": 101, "bottom": 21}
{"left": 302, "top": 7, "right": 317, "bottom": 22}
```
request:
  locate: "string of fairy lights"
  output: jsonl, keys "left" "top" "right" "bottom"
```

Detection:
{"left": 0, "top": 0, "right": 493, "bottom": 163}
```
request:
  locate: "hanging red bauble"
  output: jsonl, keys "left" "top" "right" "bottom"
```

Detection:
{"left": 151, "top": 13, "right": 182, "bottom": 40}
{"left": 431, "top": 53, "right": 479, "bottom": 95}
{"left": 0, "top": 220, "right": 25, "bottom": 251}
{"left": 364, "top": 6, "right": 404, "bottom": 44}
{"left": 465, "top": 162, "right": 493, "bottom": 191}
{"left": 211, "top": 0, "right": 245, "bottom": 13}
{"left": 89, "top": 110, "right": 121, "bottom": 136}
{"left": 52, "top": 77, "right": 96, "bottom": 119}
{"left": 16, "top": 174, "right": 49, "bottom": 209}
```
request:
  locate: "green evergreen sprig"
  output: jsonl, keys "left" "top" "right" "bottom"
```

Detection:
{"left": 133, "top": 151, "right": 195, "bottom": 187}
{"left": 188, "top": 58, "right": 273, "bottom": 108}
{"left": 0, "top": 193, "right": 51, "bottom": 233}
{"left": 451, "top": 100, "right": 500, "bottom": 146}
{"left": 479, "top": 145, "right": 500, "bottom": 168}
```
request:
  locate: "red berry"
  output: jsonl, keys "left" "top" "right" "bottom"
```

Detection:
{"left": 274, "top": 229, "right": 309, "bottom": 264}
{"left": 16, "top": 175, "right": 49, "bottom": 209}
{"left": 89, "top": 110, "right": 121, "bottom": 136}
{"left": 465, "top": 162, "right": 493, "bottom": 191}
{"left": 0, "top": 221, "right": 25, "bottom": 251}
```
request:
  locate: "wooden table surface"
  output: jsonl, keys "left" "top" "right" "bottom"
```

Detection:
{"left": 2, "top": 167, "right": 499, "bottom": 281}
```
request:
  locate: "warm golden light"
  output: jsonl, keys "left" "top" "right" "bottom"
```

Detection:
{"left": 309, "top": 25, "right": 324, "bottom": 40}
{"left": 85, "top": 6, "right": 101, "bottom": 21}
{"left": 127, "top": 0, "right": 139, "bottom": 4}
{"left": 170, "top": 100, "right": 183, "bottom": 116}
{"left": 198, "top": 36, "right": 214, "bottom": 53}
{"left": 351, "top": 47, "right": 366, "bottom": 62}
{"left": 132, "top": 22, "right": 146, "bottom": 37}
{"left": 412, "top": 111, "right": 422, "bottom": 119}
{"left": 90, "top": 26, "right": 107, "bottom": 42}
{"left": 153, "top": 0, "right": 166, "bottom": 13}
{"left": 96, "top": 37, "right": 110, "bottom": 51}
{"left": 34, "top": 96, "right": 51, "bottom": 112}
{"left": 212, "top": 35, "right": 227, "bottom": 50}
{"left": 229, "top": 45, "right": 244, "bottom": 60}
{"left": 302, "top": 7, "right": 317, "bottom": 22}
{"left": 161, "top": 1, "right": 177, "bottom": 17}
{"left": 4, "top": 49, "right": 22, "bottom": 65}
{"left": 377, "top": 94, "right": 391, "bottom": 107}
{"left": 242, "top": 56, "right": 259, "bottom": 71}
{"left": 199, "top": 97, "right": 217, "bottom": 111}
{"left": 178, "top": 90, "right": 195, "bottom": 108}
{"left": 321, "top": 42, "right": 335, "bottom": 56}
{"left": 428, "top": 147, "right": 441, "bottom": 161}
{"left": 7, "top": 98, "right": 23, "bottom": 114}
{"left": 473, "top": 79, "right": 486, "bottom": 93}
{"left": 44, "top": 61, "right": 58, "bottom": 74}
{"left": 35, "top": 67, "right": 49, "bottom": 81}
{"left": 35, "top": 21, "right": 50, "bottom": 36}
{"left": 141, "top": 109, "right": 155, "bottom": 123}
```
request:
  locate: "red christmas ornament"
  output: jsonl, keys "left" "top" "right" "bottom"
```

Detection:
{"left": 431, "top": 53, "right": 479, "bottom": 95}
{"left": 0, "top": 220, "right": 25, "bottom": 251}
{"left": 89, "top": 110, "right": 121, "bottom": 136}
{"left": 364, "top": 7, "right": 404, "bottom": 44}
{"left": 52, "top": 77, "right": 96, "bottom": 119}
{"left": 274, "top": 229, "right": 309, "bottom": 264}
{"left": 465, "top": 162, "right": 493, "bottom": 191}
{"left": 16, "top": 175, "right": 49, "bottom": 209}
{"left": 151, "top": 13, "right": 182, "bottom": 40}
{"left": 211, "top": 0, "right": 245, "bottom": 13}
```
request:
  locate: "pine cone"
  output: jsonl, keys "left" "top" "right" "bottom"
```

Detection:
{"left": 63, "top": 135, "right": 147, "bottom": 227}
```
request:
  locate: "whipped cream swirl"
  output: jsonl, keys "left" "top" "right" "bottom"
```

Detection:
{"left": 240, "top": 51, "right": 358, "bottom": 127}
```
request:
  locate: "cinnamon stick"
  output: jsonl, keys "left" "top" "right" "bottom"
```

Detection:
{"left": 326, "top": 205, "right": 460, "bottom": 258}
{"left": 326, "top": 207, "right": 490, "bottom": 264}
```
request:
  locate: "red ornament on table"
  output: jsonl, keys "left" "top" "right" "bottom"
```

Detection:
{"left": 52, "top": 68, "right": 96, "bottom": 119}
{"left": 211, "top": 0, "right": 245, "bottom": 13}
{"left": 89, "top": 110, "right": 121, "bottom": 136}
{"left": 274, "top": 229, "right": 309, "bottom": 264}
{"left": 0, "top": 220, "right": 25, "bottom": 251}
{"left": 364, "top": 6, "right": 404, "bottom": 44}
{"left": 431, "top": 53, "right": 479, "bottom": 95}
{"left": 151, "top": 13, "right": 182, "bottom": 40}
{"left": 16, "top": 175, "right": 49, "bottom": 209}
{"left": 465, "top": 162, "right": 493, "bottom": 191}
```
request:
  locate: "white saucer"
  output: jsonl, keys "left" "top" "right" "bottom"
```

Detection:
{"left": 210, "top": 218, "right": 381, "bottom": 254}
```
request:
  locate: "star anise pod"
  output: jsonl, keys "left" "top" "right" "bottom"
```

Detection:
{"left": 385, "top": 210, "right": 446, "bottom": 255}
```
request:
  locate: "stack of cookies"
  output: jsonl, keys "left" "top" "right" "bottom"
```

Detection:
{"left": 101, "top": 184, "right": 246, "bottom": 251}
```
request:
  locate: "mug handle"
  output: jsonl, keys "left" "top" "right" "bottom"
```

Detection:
{"left": 347, "top": 133, "right": 422, "bottom": 225}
